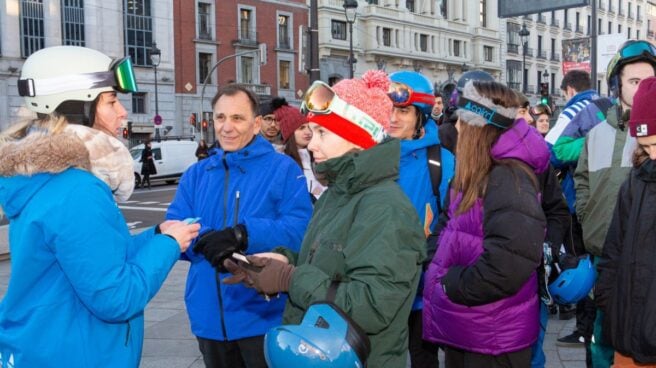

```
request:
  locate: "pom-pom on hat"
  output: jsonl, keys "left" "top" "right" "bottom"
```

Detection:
{"left": 306, "top": 70, "right": 391, "bottom": 149}
{"left": 272, "top": 97, "right": 307, "bottom": 143}
{"left": 629, "top": 76, "right": 656, "bottom": 137}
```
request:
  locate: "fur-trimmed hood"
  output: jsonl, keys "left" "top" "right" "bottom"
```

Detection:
{"left": 0, "top": 125, "right": 135, "bottom": 219}
{"left": 0, "top": 130, "right": 91, "bottom": 177}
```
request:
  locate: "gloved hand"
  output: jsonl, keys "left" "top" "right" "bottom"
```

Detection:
{"left": 243, "top": 256, "right": 295, "bottom": 295}
{"left": 193, "top": 225, "right": 248, "bottom": 272}
{"left": 222, "top": 258, "right": 251, "bottom": 285}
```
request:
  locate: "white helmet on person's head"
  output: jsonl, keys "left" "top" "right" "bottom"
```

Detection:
{"left": 18, "top": 46, "right": 138, "bottom": 121}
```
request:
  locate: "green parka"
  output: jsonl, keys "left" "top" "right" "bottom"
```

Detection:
{"left": 574, "top": 106, "right": 636, "bottom": 256}
{"left": 282, "top": 139, "right": 426, "bottom": 368}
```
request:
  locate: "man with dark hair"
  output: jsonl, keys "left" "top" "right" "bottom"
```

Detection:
{"left": 167, "top": 84, "right": 314, "bottom": 368}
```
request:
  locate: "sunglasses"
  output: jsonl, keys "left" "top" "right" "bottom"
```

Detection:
{"left": 300, "top": 81, "right": 385, "bottom": 148}
{"left": 387, "top": 82, "right": 435, "bottom": 107}
{"left": 18, "top": 57, "right": 138, "bottom": 98}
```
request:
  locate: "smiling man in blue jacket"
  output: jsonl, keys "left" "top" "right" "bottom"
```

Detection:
{"left": 167, "top": 84, "right": 313, "bottom": 368}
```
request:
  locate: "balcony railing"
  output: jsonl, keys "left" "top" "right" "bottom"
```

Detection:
{"left": 619, "top": 9, "right": 625, "bottom": 17}
{"left": 537, "top": 50, "right": 547, "bottom": 59}
{"left": 628, "top": 11, "right": 633, "bottom": 19}
{"left": 507, "top": 43, "right": 519, "bottom": 54}
{"left": 525, "top": 47, "right": 534, "bottom": 57}
{"left": 608, "top": 6, "right": 615, "bottom": 14}
{"left": 576, "top": 25, "right": 584, "bottom": 33}
{"left": 523, "top": 15, "right": 533, "bottom": 21}
{"left": 638, "top": 14, "right": 643, "bottom": 22}
{"left": 537, "top": 15, "right": 546, "bottom": 24}
{"left": 235, "top": 28, "right": 258, "bottom": 46}
{"left": 551, "top": 19, "right": 560, "bottom": 27}
{"left": 551, "top": 53, "right": 560, "bottom": 61}
{"left": 599, "top": 1, "right": 605, "bottom": 10}
{"left": 243, "top": 83, "right": 271, "bottom": 96}
{"left": 648, "top": 30, "right": 654, "bottom": 38}
{"left": 508, "top": 81, "right": 521, "bottom": 91}
{"left": 564, "top": 22, "right": 572, "bottom": 30}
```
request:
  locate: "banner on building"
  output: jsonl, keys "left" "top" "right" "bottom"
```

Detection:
{"left": 499, "top": 0, "right": 589, "bottom": 18}
{"left": 597, "top": 34, "right": 628, "bottom": 74}
{"left": 562, "top": 38, "right": 591, "bottom": 75}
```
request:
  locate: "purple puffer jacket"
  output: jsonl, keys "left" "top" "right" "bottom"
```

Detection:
{"left": 423, "top": 120, "right": 549, "bottom": 355}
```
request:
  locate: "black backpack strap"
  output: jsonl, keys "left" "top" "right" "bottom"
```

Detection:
{"left": 426, "top": 144, "right": 443, "bottom": 210}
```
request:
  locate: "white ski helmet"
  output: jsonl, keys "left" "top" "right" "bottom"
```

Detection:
{"left": 18, "top": 46, "right": 138, "bottom": 114}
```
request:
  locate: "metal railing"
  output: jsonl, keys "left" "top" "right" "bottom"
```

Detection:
{"left": 551, "top": 53, "right": 560, "bottom": 61}
{"left": 507, "top": 44, "right": 519, "bottom": 54}
{"left": 537, "top": 50, "right": 547, "bottom": 59}
{"left": 551, "top": 19, "right": 560, "bottom": 27}
{"left": 537, "top": 15, "right": 546, "bottom": 24}
{"left": 508, "top": 81, "right": 521, "bottom": 91}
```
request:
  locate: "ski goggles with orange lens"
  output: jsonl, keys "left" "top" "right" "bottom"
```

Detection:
{"left": 387, "top": 82, "right": 435, "bottom": 107}
{"left": 18, "top": 57, "right": 138, "bottom": 97}
{"left": 300, "top": 81, "right": 385, "bottom": 149}
{"left": 530, "top": 104, "right": 552, "bottom": 117}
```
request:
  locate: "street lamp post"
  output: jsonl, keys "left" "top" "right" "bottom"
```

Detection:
{"left": 543, "top": 69, "right": 550, "bottom": 86}
{"left": 343, "top": 0, "right": 358, "bottom": 78}
{"left": 519, "top": 24, "right": 530, "bottom": 94}
{"left": 150, "top": 42, "right": 162, "bottom": 141}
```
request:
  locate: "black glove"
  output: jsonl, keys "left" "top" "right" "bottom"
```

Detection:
{"left": 193, "top": 225, "right": 248, "bottom": 272}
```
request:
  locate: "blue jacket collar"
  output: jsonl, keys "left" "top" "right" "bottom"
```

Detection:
{"left": 400, "top": 120, "right": 439, "bottom": 156}
{"left": 565, "top": 89, "right": 598, "bottom": 108}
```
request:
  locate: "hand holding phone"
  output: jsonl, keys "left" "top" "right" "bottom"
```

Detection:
{"left": 183, "top": 217, "right": 201, "bottom": 225}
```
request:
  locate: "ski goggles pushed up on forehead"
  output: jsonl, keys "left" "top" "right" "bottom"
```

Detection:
{"left": 18, "top": 57, "right": 138, "bottom": 98}
{"left": 607, "top": 41, "right": 656, "bottom": 78}
{"left": 530, "top": 104, "right": 552, "bottom": 117}
{"left": 300, "top": 81, "right": 385, "bottom": 149}
{"left": 387, "top": 82, "right": 435, "bottom": 107}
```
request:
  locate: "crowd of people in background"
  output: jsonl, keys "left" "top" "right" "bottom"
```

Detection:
{"left": 1, "top": 39, "right": 656, "bottom": 368}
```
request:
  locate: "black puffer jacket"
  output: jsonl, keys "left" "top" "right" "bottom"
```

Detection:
{"left": 595, "top": 159, "right": 656, "bottom": 364}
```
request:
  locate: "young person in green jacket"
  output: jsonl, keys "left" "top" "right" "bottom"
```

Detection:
{"left": 223, "top": 70, "right": 426, "bottom": 367}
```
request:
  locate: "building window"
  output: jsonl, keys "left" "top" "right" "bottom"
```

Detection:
{"left": 20, "top": 0, "right": 45, "bottom": 58}
{"left": 382, "top": 28, "right": 391, "bottom": 46}
{"left": 637, "top": 29, "right": 640, "bottom": 39}
{"left": 608, "top": 21, "right": 612, "bottom": 34}
{"left": 406, "top": 0, "right": 415, "bottom": 12}
{"left": 628, "top": 27, "right": 631, "bottom": 38}
{"left": 198, "top": 2, "right": 212, "bottom": 40}
{"left": 506, "top": 23, "right": 520, "bottom": 53}
{"left": 278, "top": 15, "right": 291, "bottom": 49}
{"left": 132, "top": 92, "right": 146, "bottom": 114}
{"left": 239, "top": 8, "right": 255, "bottom": 42}
{"left": 279, "top": 60, "right": 291, "bottom": 90}
{"left": 618, "top": 24, "right": 622, "bottom": 33}
{"left": 440, "top": 0, "right": 447, "bottom": 18}
{"left": 198, "top": 52, "right": 212, "bottom": 84}
{"left": 484, "top": 45, "right": 493, "bottom": 62}
{"left": 240, "top": 56, "right": 254, "bottom": 84}
{"left": 124, "top": 0, "right": 153, "bottom": 66}
{"left": 331, "top": 20, "right": 347, "bottom": 40}
{"left": 367, "top": 0, "right": 378, "bottom": 4}
{"left": 564, "top": 9, "right": 569, "bottom": 29}
{"left": 61, "top": 0, "right": 85, "bottom": 46}
{"left": 420, "top": 34, "right": 428, "bottom": 52}
{"left": 453, "top": 40, "right": 461, "bottom": 57}
{"left": 506, "top": 60, "right": 521, "bottom": 91}
{"left": 480, "top": 0, "right": 487, "bottom": 27}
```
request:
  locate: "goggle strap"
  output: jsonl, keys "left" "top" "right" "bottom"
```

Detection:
{"left": 18, "top": 71, "right": 115, "bottom": 97}
{"left": 456, "top": 96, "right": 516, "bottom": 128}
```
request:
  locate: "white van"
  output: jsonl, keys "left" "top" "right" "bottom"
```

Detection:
{"left": 130, "top": 140, "right": 198, "bottom": 186}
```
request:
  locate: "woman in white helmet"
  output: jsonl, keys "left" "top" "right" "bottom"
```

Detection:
{"left": 0, "top": 46, "right": 200, "bottom": 368}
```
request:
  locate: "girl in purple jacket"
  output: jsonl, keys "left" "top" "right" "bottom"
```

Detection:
{"left": 423, "top": 80, "right": 549, "bottom": 368}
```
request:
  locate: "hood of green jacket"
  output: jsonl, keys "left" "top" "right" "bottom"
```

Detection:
{"left": 315, "top": 138, "right": 400, "bottom": 195}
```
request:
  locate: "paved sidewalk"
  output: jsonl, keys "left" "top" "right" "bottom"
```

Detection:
{"left": 0, "top": 260, "right": 587, "bottom": 367}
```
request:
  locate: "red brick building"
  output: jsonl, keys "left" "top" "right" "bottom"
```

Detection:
{"left": 173, "top": 0, "right": 309, "bottom": 136}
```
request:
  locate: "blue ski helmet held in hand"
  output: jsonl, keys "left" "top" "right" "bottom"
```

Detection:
{"left": 549, "top": 254, "right": 597, "bottom": 305}
{"left": 264, "top": 302, "right": 371, "bottom": 368}
{"left": 388, "top": 71, "right": 435, "bottom": 118}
